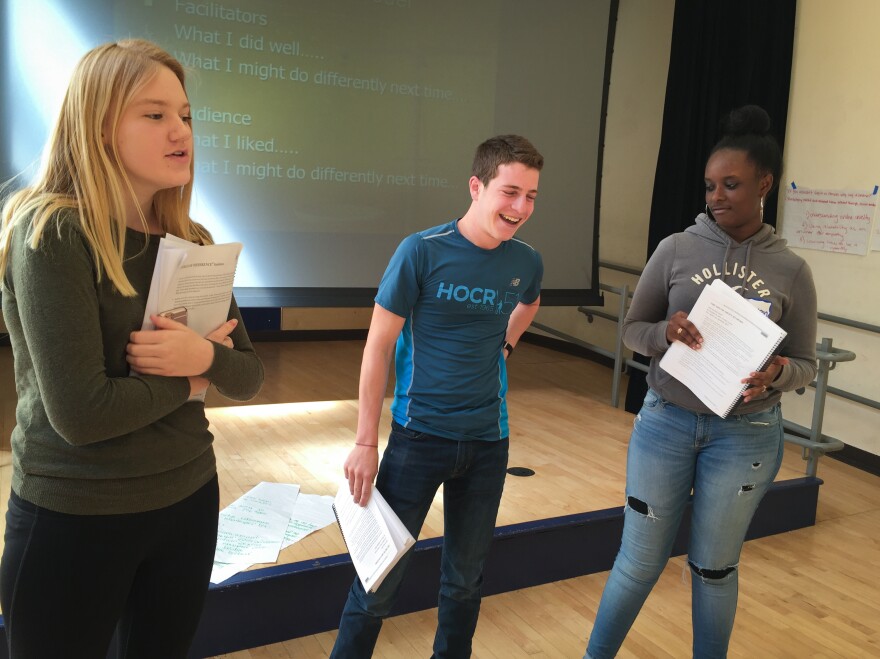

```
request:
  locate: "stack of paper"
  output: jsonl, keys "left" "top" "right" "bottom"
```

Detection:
{"left": 140, "top": 234, "right": 243, "bottom": 401}
{"left": 141, "top": 234, "right": 243, "bottom": 337}
{"left": 659, "top": 279, "right": 787, "bottom": 418}
{"left": 333, "top": 483, "right": 415, "bottom": 593}
{"left": 210, "top": 482, "right": 336, "bottom": 584}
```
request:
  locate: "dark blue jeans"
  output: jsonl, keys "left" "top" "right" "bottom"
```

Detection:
{"left": 0, "top": 475, "right": 219, "bottom": 659}
{"left": 331, "top": 422, "right": 509, "bottom": 659}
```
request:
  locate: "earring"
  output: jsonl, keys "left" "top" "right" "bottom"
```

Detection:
{"left": 759, "top": 196, "right": 764, "bottom": 222}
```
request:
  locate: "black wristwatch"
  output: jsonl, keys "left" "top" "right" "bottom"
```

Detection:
{"left": 503, "top": 341, "right": 514, "bottom": 357}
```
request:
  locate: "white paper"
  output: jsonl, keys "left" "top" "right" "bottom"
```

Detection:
{"left": 141, "top": 234, "right": 243, "bottom": 335}
{"left": 659, "top": 279, "right": 787, "bottom": 418}
{"left": 781, "top": 186, "right": 876, "bottom": 255}
{"left": 213, "top": 482, "right": 300, "bottom": 564}
{"left": 210, "top": 490, "right": 336, "bottom": 584}
{"left": 138, "top": 234, "right": 243, "bottom": 401}
{"left": 281, "top": 493, "right": 336, "bottom": 549}
{"left": 210, "top": 560, "right": 249, "bottom": 585}
{"left": 333, "top": 482, "right": 414, "bottom": 593}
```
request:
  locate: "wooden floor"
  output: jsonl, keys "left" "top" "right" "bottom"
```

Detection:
{"left": 1, "top": 340, "right": 879, "bottom": 657}
{"left": 204, "top": 340, "right": 642, "bottom": 565}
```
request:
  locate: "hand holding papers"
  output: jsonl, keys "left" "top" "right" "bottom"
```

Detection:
{"left": 140, "top": 234, "right": 243, "bottom": 400}
{"left": 142, "top": 233, "right": 242, "bottom": 333}
{"left": 333, "top": 482, "right": 415, "bottom": 593}
{"left": 659, "top": 279, "right": 786, "bottom": 418}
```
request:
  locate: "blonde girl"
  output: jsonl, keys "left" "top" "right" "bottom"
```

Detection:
{"left": 0, "top": 39, "right": 263, "bottom": 657}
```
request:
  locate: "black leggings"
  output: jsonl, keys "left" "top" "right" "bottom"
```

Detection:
{"left": 0, "top": 475, "right": 219, "bottom": 658}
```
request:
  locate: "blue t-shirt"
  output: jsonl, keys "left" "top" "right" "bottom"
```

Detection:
{"left": 375, "top": 219, "right": 543, "bottom": 441}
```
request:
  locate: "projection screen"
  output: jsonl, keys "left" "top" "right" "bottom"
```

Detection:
{"left": 1, "top": 0, "right": 615, "bottom": 307}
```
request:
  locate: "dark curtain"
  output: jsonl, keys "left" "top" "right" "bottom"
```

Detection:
{"left": 625, "top": 0, "right": 797, "bottom": 413}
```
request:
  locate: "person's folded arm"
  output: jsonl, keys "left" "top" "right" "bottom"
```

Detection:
{"left": 11, "top": 223, "right": 190, "bottom": 446}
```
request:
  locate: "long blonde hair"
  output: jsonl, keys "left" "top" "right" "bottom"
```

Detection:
{"left": 0, "top": 39, "right": 211, "bottom": 297}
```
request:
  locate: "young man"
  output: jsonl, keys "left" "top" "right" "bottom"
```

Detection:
{"left": 331, "top": 135, "right": 544, "bottom": 658}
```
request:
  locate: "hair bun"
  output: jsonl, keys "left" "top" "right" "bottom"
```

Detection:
{"left": 720, "top": 105, "right": 772, "bottom": 138}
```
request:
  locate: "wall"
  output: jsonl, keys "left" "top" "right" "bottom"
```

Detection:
{"left": 533, "top": 0, "right": 674, "bottom": 355}
{"left": 774, "top": 0, "right": 880, "bottom": 457}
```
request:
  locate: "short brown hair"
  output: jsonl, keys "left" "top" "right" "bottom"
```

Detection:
{"left": 471, "top": 134, "right": 544, "bottom": 185}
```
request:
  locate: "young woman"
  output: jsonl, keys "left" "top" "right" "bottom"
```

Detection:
{"left": 585, "top": 105, "right": 817, "bottom": 658}
{"left": 0, "top": 39, "right": 263, "bottom": 657}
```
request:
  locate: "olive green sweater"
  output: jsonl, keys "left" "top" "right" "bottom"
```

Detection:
{"left": 2, "top": 213, "right": 264, "bottom": 514}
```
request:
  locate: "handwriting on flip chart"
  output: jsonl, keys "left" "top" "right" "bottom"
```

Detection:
{"left": 782, "top": 186, "right": 878, "bottom": 255}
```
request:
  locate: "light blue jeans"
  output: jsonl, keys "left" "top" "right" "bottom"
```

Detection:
{"left": 586, "top": 389, "right": 784, "bottom": 659}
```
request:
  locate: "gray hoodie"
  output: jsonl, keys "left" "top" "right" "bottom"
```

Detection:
{"left": 623, "top": 213, "right": 817, "bottom": 415}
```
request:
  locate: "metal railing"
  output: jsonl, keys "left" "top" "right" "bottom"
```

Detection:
{"left": 532, "top": 261, "right": 876, "bottom": 476}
